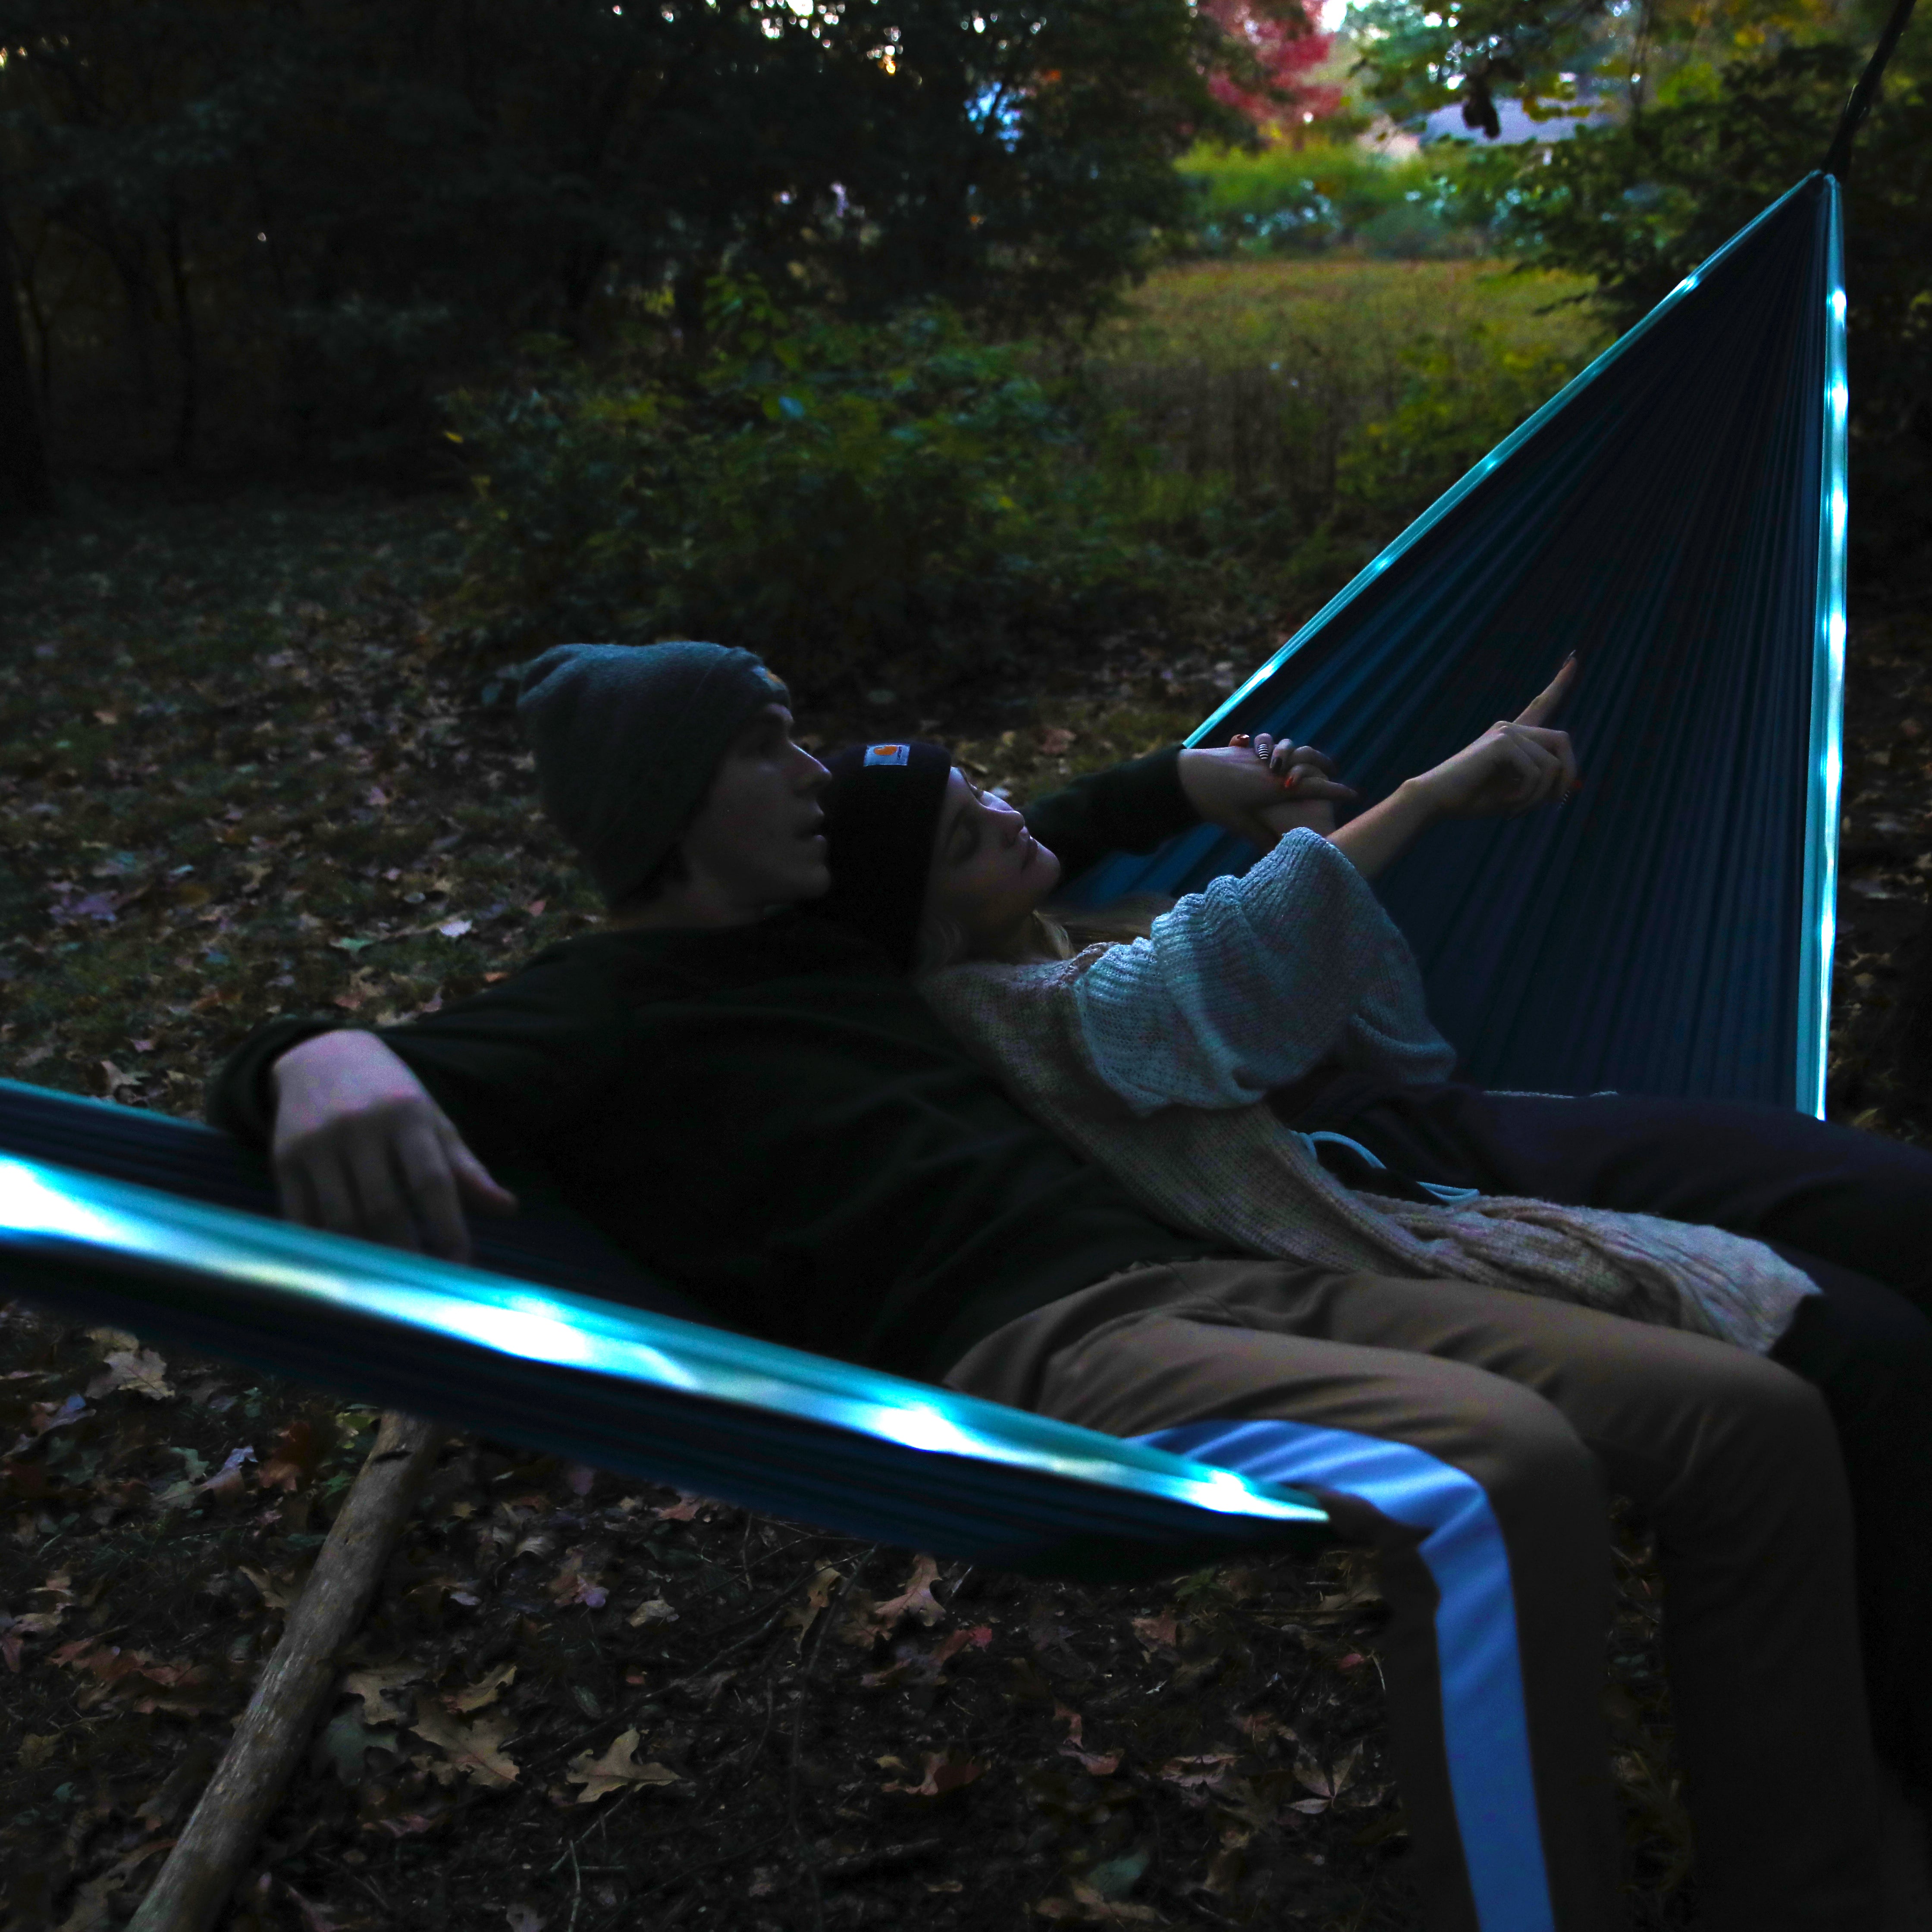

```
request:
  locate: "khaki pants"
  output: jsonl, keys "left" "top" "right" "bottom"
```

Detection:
{"left": 944, "top": 1259, "right": 1879, "bottom": 1932}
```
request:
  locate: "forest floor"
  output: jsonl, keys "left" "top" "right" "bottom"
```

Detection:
{"left": 0, "top": 480, "right": 1927, "bottom": 1932}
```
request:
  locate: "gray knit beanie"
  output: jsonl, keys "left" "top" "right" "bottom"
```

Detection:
{"left": 517, "top": 642, "right": 789, "bottom": 904}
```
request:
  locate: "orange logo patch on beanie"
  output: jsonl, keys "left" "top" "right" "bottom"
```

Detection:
{"left": 863, "top": 744, "right": 910, "bottom": 767}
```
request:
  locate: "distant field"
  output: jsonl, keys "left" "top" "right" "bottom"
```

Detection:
{"left": 1096, "top": 256, "right": 1606, "bottom": 370}
{"left": 1085, "top": 257, "right": 1610, "bottom": 518}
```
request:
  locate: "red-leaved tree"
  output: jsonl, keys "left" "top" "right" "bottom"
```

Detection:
{"left": 1199, "top": 0, "right": 1343, "bottom": 137}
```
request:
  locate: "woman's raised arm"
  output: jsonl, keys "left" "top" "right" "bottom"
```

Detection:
{"left": 1328, "top": 659, "right": 1581, "bottom": 879}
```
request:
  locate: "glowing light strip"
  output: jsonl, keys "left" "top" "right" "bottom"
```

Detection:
{"left": 0, "top": 1155, "right": 1324, "bottom": 1529}
{"left": 1798, "top": 182, "right": 1848, "bottom": 1120}
{"left": 1189, "top": 176, "right": 1833, "bottom": 750}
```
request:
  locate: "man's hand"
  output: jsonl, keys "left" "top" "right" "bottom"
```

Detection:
{"left": 270, "top": 1031, "right": 516, "bottom": 1261}
{"left": 1407, "top": 658, "right": 1581, "bottom": 821}
{"left": 1179, "top": 737, "right": 1356, "bottom": 847}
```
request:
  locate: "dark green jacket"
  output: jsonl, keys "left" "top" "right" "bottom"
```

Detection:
{"left": 210, "top": 748, "right": 1217, "bottom": 1379}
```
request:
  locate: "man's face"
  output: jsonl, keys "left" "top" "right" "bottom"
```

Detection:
{"left": 679, "top": 705, "right": 831, "bottom": 913}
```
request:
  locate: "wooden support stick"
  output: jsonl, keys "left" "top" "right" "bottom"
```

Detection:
{"left": 128, "top": 1411, "right": 444, "bottom": 1932}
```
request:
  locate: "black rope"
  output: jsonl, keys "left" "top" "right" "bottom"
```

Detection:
{"left": 1824, "top": 0, "right": 1919, "bottom": 177}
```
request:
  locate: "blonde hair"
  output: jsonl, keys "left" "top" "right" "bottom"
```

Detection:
{"left": 915, "top": 896, "right": 1174, "bottom": 974}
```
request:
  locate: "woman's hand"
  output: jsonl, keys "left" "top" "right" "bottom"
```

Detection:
{"left": 270, "top": 1030, "right": 517, "bottom": 1261}
{"left": 1179, "top": 737, "right": 1356, "bottom": 846}
{"left": 1328, "top": 657, "right": 1582, "bottom": 879}
{"left": 1407, "top": 659, "right": 1580, "bottom": 821}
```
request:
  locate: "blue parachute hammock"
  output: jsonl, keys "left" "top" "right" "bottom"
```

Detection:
{"left": 0, "top": 166, "right": 1851, "bottom": 1580}
{"left": 1073, "top": 171, "right": 1848, "bottom": 1117}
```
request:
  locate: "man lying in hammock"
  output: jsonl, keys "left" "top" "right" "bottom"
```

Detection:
{"left": 212, "top": 640, "right": 1919, "bottom": 1932}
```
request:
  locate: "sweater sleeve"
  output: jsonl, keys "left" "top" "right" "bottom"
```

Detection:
{"left": 1068, "top": 829, "right": 1455, "bottom": 1113}
{"left": 1022, "top": 746, "right": 1198, "bottom": 883}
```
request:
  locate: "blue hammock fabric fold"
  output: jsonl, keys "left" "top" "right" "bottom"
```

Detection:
{"left": 1069, "top": 173, "right": 1848, "bottom": 1116}
{"left": 0, "top": 1083, "right": 1328, "bottom": 1582}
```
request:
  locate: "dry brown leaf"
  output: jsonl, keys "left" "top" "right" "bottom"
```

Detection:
{"left": 85, "top": 1327, "right": 140, "bottom": 1353}
{"left": 17, "top": 1732, "right": 60, "bottom": 1769}
{"left": 1130, "top": 1612, "right": 1179, "bottom": 1653}
{"left": 564, "top": 1727, "right": 679, "bottom": 1803}
{"left": 342, "top": 1663, "right": 423, "bottom": 1725}
{"left": 445, "top": 1662, "right": 516, "bottom": 1713}
{"left": 410, "top": 1706, "right": 519, "bottom": 1789}
{"left": 626, "top": 1596, "right": 677, "bottom": 1629}
{"left": 871, "top": 1554, "right": 943, "bottom": 1631}
{"left": 238, "top": 1564, "right": 305, "bottom": 1612}
{"left": 783, "top": 1565, "right": 844, "bottom": 1643}
{"left": 258, "top": 1419, "right": 324, "bottom": 1491}
{"left": 882, "top": 1749, "right": 985, "bottom": 1799}
{"left": 85, "top": 1348, "right": 174, "bottom": 1402}
{"left": 546, "top": 1551, "right": 608, "bottom": 1609}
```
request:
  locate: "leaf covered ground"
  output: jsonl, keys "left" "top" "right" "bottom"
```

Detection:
{"left": 0, "top": 484, "right": 1927, "bottom": 1932}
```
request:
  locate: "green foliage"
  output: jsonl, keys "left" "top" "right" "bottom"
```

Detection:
{"left": 1496, "top": 21, "right": 1932, "bottom": 567}
{"left": 1336, "top": 323, "right": 1581, "bottom": 506}
{"left": 1088, "top": 256, "right": 1604, "bottom": 538}
{"left": 450, "top": 260, "right": 1609, "bottom": 693}
{"left": 447, "top": 284, "right": 1164, "bottom": 695}
{"left": 1172, "top": 136, "right": 1522, "bottom": 259}
{"left": 0, "top": 0, "right": 1239, "bottom": 472}
{"left": 1347, "top": 0, "right": 1851, "bottom": 142}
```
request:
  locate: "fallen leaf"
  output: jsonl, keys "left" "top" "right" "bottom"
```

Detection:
{"left": 883, "top": 1750, "right": 986, "bottom": 1799}
{"left": 1085, "top": 1847, "right": 1152, "bottom": 1903}
{"left": 85, "top": 1348, "right": 175, "bottom": 1402}
{"left": 342, "top": 1663, "right": 424, "bottom": 1725}
{"left": 872, "top": 1554, "right": 944, "bottom": 1631}
{"left": 783, "top": 1565, "right": 845, "bottom": 1643}
{"left": 1038, "top": 726, "right": 1078, "bottom": 755}
{"left": 564, "top": 1727, "right": 680, "bottom": 1803}
{"left": 410, "top": 1706, "right": 520, "bottom": 1789}
{"left": 85, "top": 1327, "right": 140, "bottom": 1352}
{"left": 320, "top": 1707, "right": 397, "bottom": 1786}
{"left": 437, "top": 917, "right": 472, "bottom": 939}
{"left": 445, "top": 1662, "right": 516, "bottom": 1713}
{"left": 17, "top": 1732, "right": 60, "bottom": 1768}
{"left": 1291, "top": 1741, "right": 1361, "bottom": 1812}
{"left": 546, "top": 1551, "right": 608, "bottom": 1609}
{"left": 198, "top": 1443, "right": 256, "bottom": 1500}
{"left": 503, "top": 1910, "right": 545, "bottom": 1932}
{"left": 282, "top": 1880, "right": 345, "bottom": 1932}
{"left": 626, "top": 1597, "right": 677, "bottom": 1629}
{"left": 1160, "top": 1752, "right": 1236, "bottom": 1790}
{"left": 258, "top": 1419, "right": 324, "bottom": 1491}
{"left": 6, "top": 1392, "right": 89, "bottom": 1455}
{"left": 1056, "top": 1706, "right": 1122, "bottom": 1778}
{"left": 239, "top": 1564, "right": 306, "bottom": 1612}
{"left": 1130, "top": 1612, "right": 1179, "bottom": 1653}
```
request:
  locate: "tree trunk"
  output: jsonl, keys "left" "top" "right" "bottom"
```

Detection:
{"left": 163, "top": 210, "right": 198, "bottom": 469}
{"left": 126, "top": 1412, "right": 444, "bottom": 1932}
{"left": 0, "top": 189, "right": 53, "bottom": 516}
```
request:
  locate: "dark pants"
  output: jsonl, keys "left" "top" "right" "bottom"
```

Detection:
{"left": 1286, "top": 1074, "right": 1932, "bottom": 1788}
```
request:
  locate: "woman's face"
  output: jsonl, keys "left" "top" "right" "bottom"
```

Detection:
{"left": 925, "top": 768, "right": 1061, "bottom": 952}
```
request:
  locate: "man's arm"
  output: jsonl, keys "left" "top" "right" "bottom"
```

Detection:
{"left": 207, "top": 942, "right": 632, "bottom": 1258}
{"left": 1022, "top": 746, "right": 1197, "bottom": 882}
{"left": 1023, "top": 742, "right": 1348, "bottom": 881}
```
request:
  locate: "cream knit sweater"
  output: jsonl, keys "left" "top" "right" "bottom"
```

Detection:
{"left": 920, "top": 830, "right": 1817, "bottom": 1354}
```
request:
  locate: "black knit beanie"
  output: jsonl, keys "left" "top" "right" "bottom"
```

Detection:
{"left": 517, "top": 642, "right": 788, "bottom": 905}
{"left": 816, "top": 740, "right": 955, "bottom": 971}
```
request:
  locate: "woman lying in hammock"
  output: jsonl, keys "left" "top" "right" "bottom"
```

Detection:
{"left": 813, "top": 674, "right": 1932, "bottom": 1808}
